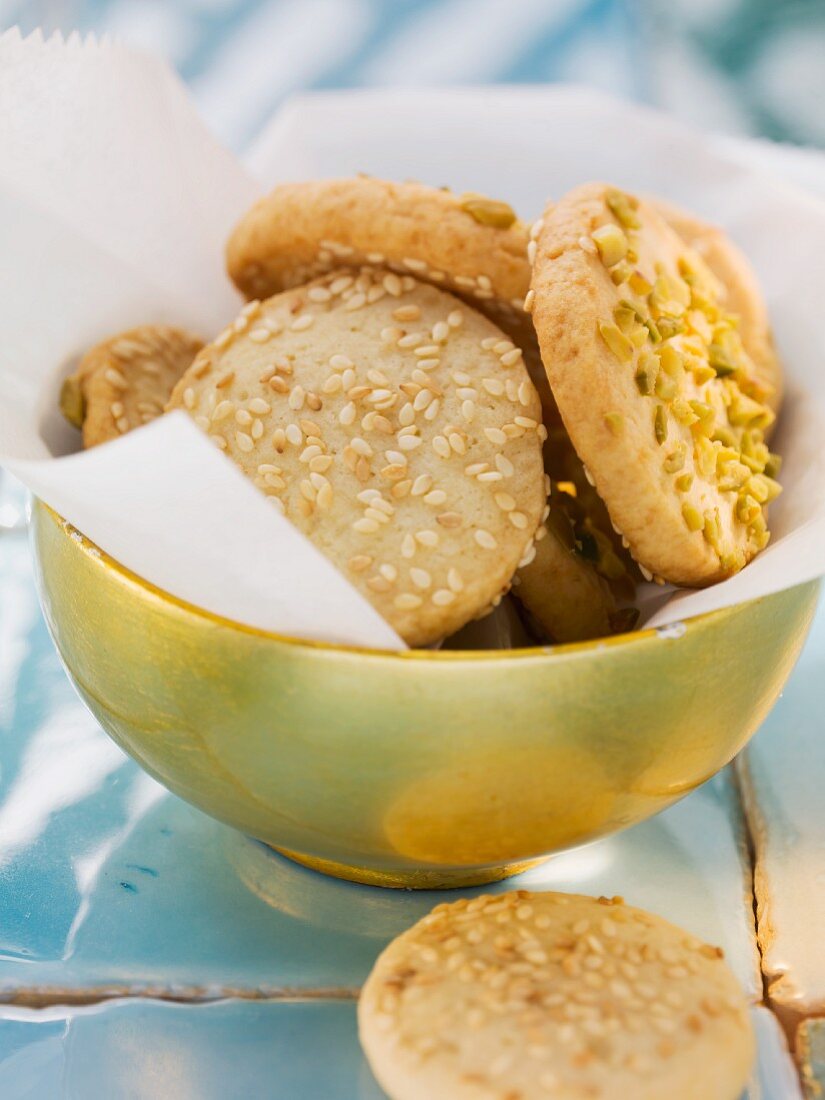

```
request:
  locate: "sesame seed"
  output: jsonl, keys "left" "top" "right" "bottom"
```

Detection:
{"left": 345, "top": 293, "right": 366, "bottom": 311}
{"left": 431, "top": 589, "right": 456, "bottom": 607}
{"left": 393, "top": 305, "right": 420, "bottom": 322}
{"left": 417, "top": 358, "right": 440, "bottom": 371}
{"left": 398, "top": 332, "right": 422, "bottom": 349}
{"left": 424, "top": 489, "right": 447, "bottom": 506}
{"left": 353, "top": 518, "right": 379, "bottom": 534}
{"left": 385, "top": 450, "right": 407, "bottom": 467}
{"left": 501, "top": 349, "right": 523, "bottom": 367}
{"left": 288, "top": 385, "right": 305, "bottom": 410}
{"left": 269, "top": 376, "right": 289, "bottom": 394}
{"left": 509, "top": 511, "right": 529, "bottom": 529}
{"left": 515, "top": 416, "right": 538, "bottom": 429}
{"left": 437, "top": 512, "right": 463, "bottom": 528}
{"left": 329, "top": 354, "right": 353, "bottom": 371}
{"left": 285, "top": 424, "right": 302, "bottom": 446}
{"left": 415, "top": 345, "right": 440, "bottom": 358}
{"left": 248, "top": 328, "right": 271, "bottom": 344}
{"left": 110, "top": 401, "right": 124, "bottom": 418}
{"left": 367, "top": 575, "right": 391, "bottom": 593}
{"left": 465, "top": 463, "right": 488, "bottom": 476}
{"left": 251, "top": 419, "right": 263, "bottom": 440}
{"left": 482, "top": 379, "right": 505, "bottom": 396}
{"left": 432, "top": 436, "right": 451, "bottom": 459}
{"left": 495, "top": 492, "right": 516, "bottom": 511}
{"left": 307, "top": 286, "right": 331, "bottom": 303}
{"left": 339, "top": 402, "right": 356, "bottom": 426}
{"left": 475, "top": 529, "right": 497, "bottom": 550}
{"left": 410, "top": 568, "right": 432, "bottom": 590}
{"left": 398, "top": 435, "right": 422, "bottom": 452}
{"left": 453, "top": 371, "right": 471, "bottom": 385}
{"left": 527, "top": 240, "right": 538, "bottom": 264}
{"left": 402, "top": 257, "right": 427, "bottom": 272}
{"left": 236, "top": 432, "right": 254, "bottom": 453}
{"left": 484, "top": 427, "right": 507, "bottom": 445}
{"left": 415, "top": 530, "right": 439, "bottom": 547}
{"left": 448, "top": 310, "right": 463, "bottom": 328}
{"left": 115, "top": 416, "right": 130, "bottom": 432}
{"left": 431, "top": 322, "right": 449, "bottom": 343}
{"left": 235, "top": 409, "right": 252, "bottom": 427}
{"left": 448, "top": 433, "right": 466, "bottom": 455}
{"left": 365, "top": 507, "right": 390, "bottom": 525}
{"left": 395, "top": 593, "right": 423, "bottom": 610}
{"left": 401, "top": 534, "right": 416, "bottom": 559}
{"left": 383, "top": 273, "right": 403, "bottom": 297}
{"left": 462, "top": 400, "right": 476, "bottom": 422}
{"left": 330, "top": 276, "right": 353, "bottom": 295}
{"left": 104, "top": 367, "right": 128, "bottom": 390}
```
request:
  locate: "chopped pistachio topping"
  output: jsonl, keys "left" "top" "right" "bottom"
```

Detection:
{"left": 682, "top": 503, "right": 703, "bottom": 532}
{"left": 609, "top": 260, "right": 634, "bottom": 286}
{"left": 592, "top": 223, "right": 628, "bottom": 267}
{"left": 592, "top": 188, "right": 781, "bottom": 562}
{"left": 675, "top": 473, "right": 694, "bottom": 493}
{"left": 654, "top": 405, "right": 668, "bottom": 445}
{"left": 606, "top": 189, "right": 641, "bottom": 230}
{"left": 605, "top": 412, "right": 624, "bottom": 435}
{"left": 663, "top": 443, "right": 686, "bottom": 474}
{"left": 599, "top": 322, "right": 634, "bottom": 363}
{"left": 60, "top": 377, "right": 86, "bottom": 429}
{"left": 459, "top": 193, "right": 517, "bottom": 228}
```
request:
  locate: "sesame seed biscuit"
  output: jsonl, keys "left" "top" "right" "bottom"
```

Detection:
{"left": 167, "top": 269, "right": 546, "bottom": 646}
{"left": 530, "top": 183, "right": 782, "bottom": 587}
{"left": 226, "top": 177, "right": 531, "bottom": 331}
{"left": 358, "top": 890, "right": 754, "bottom": 1100}
{"left": 61, "top": 326, "right": 204, "bottom": 448}
{"left": 654, "top": 197, "right": 783, "bottom": 416}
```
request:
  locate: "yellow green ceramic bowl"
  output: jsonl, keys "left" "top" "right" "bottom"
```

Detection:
{"left": 31, "top": 500, "right": 819, "bottom": 889}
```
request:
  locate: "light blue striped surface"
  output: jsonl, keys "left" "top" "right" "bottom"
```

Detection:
{"left": 1, "top": 0, "right": 824, "bottom": 151}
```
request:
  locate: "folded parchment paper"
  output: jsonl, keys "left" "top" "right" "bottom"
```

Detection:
{"left": 1, "top": 29, "right": 824, "bottom": 647}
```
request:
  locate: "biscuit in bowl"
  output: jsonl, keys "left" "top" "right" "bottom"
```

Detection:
{"left": 530, "top": 182, "right": 782, "bottom": 587}
{"left": 60, "top": 325, "right": 203, "bottom": 447}
{"left": 167, "top": 269, "right": 546, "bottom": 645}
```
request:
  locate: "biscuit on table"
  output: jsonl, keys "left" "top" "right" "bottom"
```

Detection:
{"left": 226, "top": 177, "right": 532, "bottom": 333}
{"left": 529, "top": 182, "right": 782, "bottom": 587}
{"left": 60, "top": 325, "right": 203, "bottom": 448}
{"left": 359, "top": 890, "right": 754, "bottom": 1100}
{"left": 167, "top": 269, "right": 546, "bottom": 646}
{"left": 654, "top": 197, "right": 783, "bottom": 416}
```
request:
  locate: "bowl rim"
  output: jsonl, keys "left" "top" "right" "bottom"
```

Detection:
{"left": 34, "top": 500, "right": 804, "bottom": 663}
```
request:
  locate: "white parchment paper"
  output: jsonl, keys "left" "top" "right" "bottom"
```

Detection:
{"left": 1, "top": 30, "right": 824, "bottom": 647}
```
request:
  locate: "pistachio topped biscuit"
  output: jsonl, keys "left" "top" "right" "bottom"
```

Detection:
{"left": 226, "top": 177, "right": 531, "bottom": 331}
{"left": 654, "top": 196, "right": 783, "bottom": 416}
{"left": 61, "top": 325, "right": 203, "bottom": 448}
{"left": 529, "top": 183, "right": 781, "bottom": 587}
{"left": 168, "top": 268, "right": 546, "bottom": 646}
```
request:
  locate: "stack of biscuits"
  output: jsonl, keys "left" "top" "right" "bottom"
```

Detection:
{"left": 61, "top": 177, "right": 783, "bottom": 648}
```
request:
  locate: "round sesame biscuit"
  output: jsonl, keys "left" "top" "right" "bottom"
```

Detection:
{"left": 226, "top": 177, "right": 532, "bottom": 333}
{"left": 530, "top": 182, "right": 782, "bottom": 587}
{"left": 61, "top": 326, "right": 204, "bottom": 448}
{"left": 358, "top": 890, "right": 754, "bottom": 1100}
{"left": 654, "top": 196, "right": 783, "bottom": 416}
{"left": 167, "top": 269, "right": 545, "bottom": 647}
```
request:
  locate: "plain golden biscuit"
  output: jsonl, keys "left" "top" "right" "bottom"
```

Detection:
{"left": 654, "top": 196, "right": 782, "bottom": 414}
{"left": 514, "top": 425, "right": 638, "bottom": 643}
{"left": 168, "top": 269, "right": 546, "bottom": 646}
{"left": 358, "top": 890, "right": 754, "bottom": 1100}
{"left": 529, "top": 182, "right": 782, "bottom": 587}
{"left": 60, "top": 325, "right": 203, "bottom": 448}
{"left": 226, "top": 177, "right": 532, "bottom": 332}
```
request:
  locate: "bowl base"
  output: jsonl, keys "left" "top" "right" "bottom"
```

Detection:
{"left": 272, "top": 846, "right": 549, "bottom": 890}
